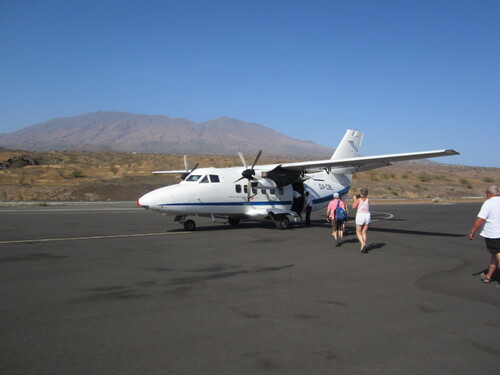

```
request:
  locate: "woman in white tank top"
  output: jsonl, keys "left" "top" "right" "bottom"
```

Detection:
{"left": 352, "top": 187, "right": 370, "bottom": 253}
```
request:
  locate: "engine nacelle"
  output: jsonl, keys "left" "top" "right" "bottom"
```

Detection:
{"left": 254, "top": 178, "right": 278, "bottom": 189}
{"left": 261, "top": 166, "right": 301, "bottom": 188}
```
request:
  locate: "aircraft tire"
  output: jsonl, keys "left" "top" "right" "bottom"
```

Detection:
{"left": 275, "top": 215, "right": 290, "bottom": 230}
{"left": 184, "top": 219, "right": 196, "bottom": 231}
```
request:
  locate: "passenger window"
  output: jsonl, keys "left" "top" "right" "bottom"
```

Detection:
{"left": 200, "top": 175, "right": 209, "bottom": 183}
{"left": 278, "top": 188, "right": 284, "bottom": 195}
{"left": 210, "top": 175, "right": 220, "bottom": 183}
{"left": 270, "top": 189, "right": 276, "bottom": 195}
{"left": 252, "top": 188, "right": 257, "bottom": 194}
{"left": 235, "top": 185, "right": 241, "bottom": 193}
{"left": 261, "top": 189, "right": 266, "bottom": 194}
{"left": 244, "top": 185, "right": 248, "bottom": 193}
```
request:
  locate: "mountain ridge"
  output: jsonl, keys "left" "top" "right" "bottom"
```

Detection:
{"left": 0, "top": 112, "right": 334, "bottom": 157}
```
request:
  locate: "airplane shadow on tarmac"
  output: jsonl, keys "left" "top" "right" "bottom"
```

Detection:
{"left": 166, "top": 219, "right": 467, "bottom": 238}
{"left": 168, "top": 221, "right": 287, "bottom": 232}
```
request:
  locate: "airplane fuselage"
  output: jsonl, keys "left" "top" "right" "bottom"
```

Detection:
{"left": 138, "top": 166, "right": 350, "bottom": 221}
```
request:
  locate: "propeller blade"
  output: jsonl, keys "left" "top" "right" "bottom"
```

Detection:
{"left": 251, "top": 150, "right": 262, "bottom": 169}
{"left": 190, "top": 162, "right": 199, "bottom": 173}
{"left": 238, "top": 152, "right": 248, "bottom": 169}
{"left": 238, "top": 150, "right": 263, "bottom": 183}
{"left": 247, "top": 180, "right": 252, "bottom": 202}
{"left": 181, "top": 156, "right": 198, "bottom": 180}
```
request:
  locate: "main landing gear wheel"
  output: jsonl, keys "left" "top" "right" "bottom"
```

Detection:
{"left": 183, "top": 219, "right": 196, "bottom": 231}
{"left": 275, "top": 215, "right": 290, "bottom": 230}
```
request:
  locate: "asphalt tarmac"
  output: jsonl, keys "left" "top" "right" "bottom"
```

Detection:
{"left": 0, "top": 202, "right": 498, "bottom": 374}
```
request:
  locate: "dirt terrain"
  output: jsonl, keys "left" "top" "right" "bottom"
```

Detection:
{"left": 0, "top": 148, "right": 498, "bottom": 203}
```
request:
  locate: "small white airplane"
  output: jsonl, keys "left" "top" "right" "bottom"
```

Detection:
{"left": 137, "top": 129, "right": 459, "bottom": 230}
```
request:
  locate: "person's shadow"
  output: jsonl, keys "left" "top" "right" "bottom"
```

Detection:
{"left": 335, "top": 239, "right": 386, "bottom": 253}
{"left": 363, "top": 242, "right": 386, "bottom": 253}
{"left": 472, "top": 269, "right": 499, "bottom": 283}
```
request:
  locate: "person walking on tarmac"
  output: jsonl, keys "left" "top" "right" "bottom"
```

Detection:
{"left": 304, "top": 191, "right": 313, "bottom": 226}
{"left": 327, "top": 192, "right": 347, "bottom": 247}
{"left": 352, "top": 188, "right": 371, "bottom": 253}
{"left": 469, "top": 185, "right": 500, "bottom": 284}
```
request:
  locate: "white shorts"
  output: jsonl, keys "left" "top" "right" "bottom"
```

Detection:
{"left": 356, "top": 213, "right": 371, "bottom": 226}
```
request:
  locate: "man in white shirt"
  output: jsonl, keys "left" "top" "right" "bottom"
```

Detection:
{"left": 469, "top": 185, "right": 500, "bottom": 283}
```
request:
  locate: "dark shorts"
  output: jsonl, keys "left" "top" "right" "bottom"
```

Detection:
{"left": 331, "top": 219, "right": 344, "bottom": 231}
{"left": 485, "top": 238, "right": 500, "bottom": 254}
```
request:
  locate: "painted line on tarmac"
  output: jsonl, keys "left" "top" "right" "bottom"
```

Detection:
{"left": 371, "top": 211, "right": 394, "bottom": 221}
{"left": 0, "top": 232, "right": 192, "bottom": 245}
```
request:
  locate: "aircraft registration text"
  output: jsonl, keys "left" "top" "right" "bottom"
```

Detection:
{"left": 319, "top": 183, "right": 334, "bottom": 191}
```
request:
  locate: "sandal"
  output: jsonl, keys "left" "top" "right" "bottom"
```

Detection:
{"left": 482, "top": 277, "right": 491, "bottom": 284}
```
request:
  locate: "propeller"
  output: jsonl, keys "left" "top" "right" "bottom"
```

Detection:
{"left": 235, "top": 150, "right": 262, "bottom": 201}
{"left": 181, "top": 155, "right": 199, "bottom": 180}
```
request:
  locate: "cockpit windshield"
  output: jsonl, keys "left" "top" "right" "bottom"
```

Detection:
{"left": 185, "top": 175, "right": 202, "bottom": 182}
{"left": 185, "top": 174, "right": 219, "bottom": 183}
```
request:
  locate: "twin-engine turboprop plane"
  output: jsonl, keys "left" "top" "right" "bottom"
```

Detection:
{"left": 137, "top": 129, "right": 459, "bottom": 230}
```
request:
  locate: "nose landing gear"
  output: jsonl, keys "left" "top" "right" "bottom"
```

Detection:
{"left": 175, "top": 216, "right": 197, "bottom": 231}
{"left": 183, "top": 219, "right": 196, "bottom": 231}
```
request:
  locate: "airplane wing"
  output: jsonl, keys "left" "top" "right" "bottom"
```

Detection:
{"left": 279, "top": 149, "right": 460, "bottom": 173}
{"left": 152, "top": 156, "right": 199, "bottom": 175}
{"left": 152, "top": 170, "right": 188, "bottom": 174}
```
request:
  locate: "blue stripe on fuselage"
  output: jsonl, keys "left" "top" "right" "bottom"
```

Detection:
{"left": 312, "top": 186, "right": 350, "bottom": 205}
{"left": 159, "top": 201, "right": 293, "bottom": 207}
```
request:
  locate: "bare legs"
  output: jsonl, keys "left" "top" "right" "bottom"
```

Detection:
{"left": 483, "top": 253, "right": 499, "bottom": 282}
{"left": 332, "top": 221, "right": 343, "bottom": 246}
{"left": 356, "top": 224, "right": 368, "bottom": 251}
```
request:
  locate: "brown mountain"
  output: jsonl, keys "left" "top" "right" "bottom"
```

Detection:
{"left": 0, "top": 112, "right": 334, "bottom": 157}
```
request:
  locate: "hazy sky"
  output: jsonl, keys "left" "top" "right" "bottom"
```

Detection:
{"left": 1, "top": 0, "right": 499, "bottom": 167}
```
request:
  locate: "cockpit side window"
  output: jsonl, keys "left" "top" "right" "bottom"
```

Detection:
{"left": 209, "top": 175, "right": 220, "bottom": 183}
{"left": 186, "top": 175, "right": 202, "bottom": 182}
{"left": 200, "top": 175, "right": 209, "bottom": 183}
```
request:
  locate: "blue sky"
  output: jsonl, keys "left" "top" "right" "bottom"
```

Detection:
{"left": 1, "top": 0, "right": 498, "bottom": 167}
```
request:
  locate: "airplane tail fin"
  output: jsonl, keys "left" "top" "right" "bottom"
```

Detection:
{"left": 331, "top": 129, "right": 364, "bottom": 160}
{"left": 329, "top": 130, "right": 363, "bottom": 196}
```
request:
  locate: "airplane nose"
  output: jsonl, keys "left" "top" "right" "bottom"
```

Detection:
{"left": 137, "top": 185, "right": 180, "bottom": 212}
{"left": 136, "top": 197, "right": 149, "bottom": 210}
